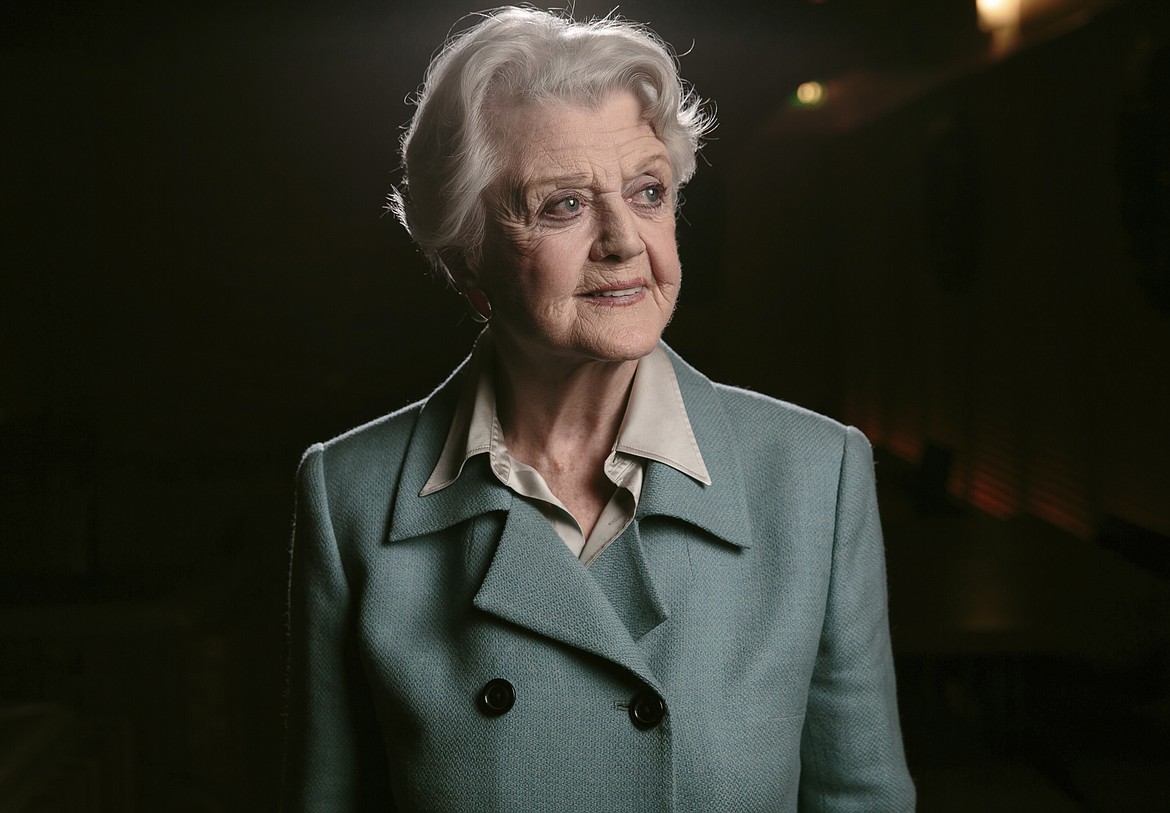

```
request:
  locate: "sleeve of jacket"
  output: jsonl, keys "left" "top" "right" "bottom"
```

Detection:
{"left": 282, "top": 444, "right": 396, "bottom": 813}
{"left": 798, "top": 426, "right": 916, "bottom": 812}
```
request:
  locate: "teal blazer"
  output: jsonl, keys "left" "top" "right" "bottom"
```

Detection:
{"left": 284, "top": 345, "right": 914, "bottom": 812}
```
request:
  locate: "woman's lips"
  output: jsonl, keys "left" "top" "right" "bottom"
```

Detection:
{"left": 580, "top": 282, "right": 647, "bottom": 302}
{"left": 591, "top": 286, "right": 643, "bottom": 298}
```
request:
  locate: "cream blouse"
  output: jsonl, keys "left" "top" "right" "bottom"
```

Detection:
{"left": 421, "top": 332, "right": 711, "bottom": 565}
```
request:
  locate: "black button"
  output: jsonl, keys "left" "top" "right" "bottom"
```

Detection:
{"left": 478, "top": 678, "right": 515, "bottom": 716}
{"left": 629, "top": 690, "right": 666, "bottom": 730}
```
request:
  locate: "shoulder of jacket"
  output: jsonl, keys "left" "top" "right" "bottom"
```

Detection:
{"left": 296, "top": 399, "right": 427, "bottom": 497}
{"left": 323, "top": 398, "right": 426, "bottom": 455}
{"left": 662, "top": 342, "right": 863, "bottom": 464}
{"left": 711, "top": 381, "right": 850, "bottom": 444}
{"left": 293, "top": 399, "right": 430, "bottom": 555}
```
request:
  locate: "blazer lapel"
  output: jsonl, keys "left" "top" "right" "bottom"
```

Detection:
{"left": 586, "top": 520, "right": 669, "bottom": 641}
{"left": 636, "top": 344, "right": 754, "bottom": 550}
{"left": 473, "top": 498, "right": 663, "bottom": 693}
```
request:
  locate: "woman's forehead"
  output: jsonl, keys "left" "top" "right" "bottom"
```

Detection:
{"left": 500, "top": 93, "right": 670, "bottom": 185}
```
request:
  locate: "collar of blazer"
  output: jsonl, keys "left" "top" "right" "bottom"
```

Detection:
{"left": 386, "top": 342, "right": 754, "bottom": 551}
{"left": 378, "top": 344, "right": 755, "bottom": 691}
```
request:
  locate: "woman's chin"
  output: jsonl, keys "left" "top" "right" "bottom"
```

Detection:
{"left": 574, "top": 326, "right": 665, "bottom": 364}
{"left": 570, "top": 302, "right": 673, "bottom": 361}
{"left": 492, "top": 300, "right": 671, "bottom": 367}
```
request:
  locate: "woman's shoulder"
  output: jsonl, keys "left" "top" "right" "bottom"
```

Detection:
{"left": 297, "top": 399, "right": 428, "bottom": 501}
{"left": 711, "top": 381, "right": 846, "bottom": 434}
{"left": 708, "top": 380, "right": 870, "bottom": 472}
{"left": 319, "top": 398, "right": 427, "bottom": 457}
{"left": 664, "top": 345, "right": 856, "bottom": 452}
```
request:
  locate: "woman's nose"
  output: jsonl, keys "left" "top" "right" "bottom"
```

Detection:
{"left": 589, "top": 200, "right": 645, "bottom": 263}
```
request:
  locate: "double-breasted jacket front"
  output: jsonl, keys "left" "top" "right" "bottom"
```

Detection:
{"left": 283, "top": 344, "right": 915, "bottom": 812}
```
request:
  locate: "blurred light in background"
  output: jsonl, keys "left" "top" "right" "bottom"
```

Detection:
{"left": 976, "top": 0, "right": 1023, "bottom": 30}
{"left": 977, "top": 0, "right": 1023, "bottom": 53}
{"left": 794, "top": 81, "right": 827, "bottom": 107}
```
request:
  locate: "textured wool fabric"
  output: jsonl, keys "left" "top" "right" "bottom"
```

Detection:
{"left": 283, "top": 344, "right": 915, "bottom": 812}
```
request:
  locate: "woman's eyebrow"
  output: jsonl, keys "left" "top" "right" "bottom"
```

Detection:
{"left": 632, "top": 156, "right": 672, "bottom": 178}
{"left": 525, "top": 172, "right": 593, "bottom": 191}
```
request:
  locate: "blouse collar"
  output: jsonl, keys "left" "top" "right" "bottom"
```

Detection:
{"left": 421, "top": 331, "right": 711, "bottom": 498}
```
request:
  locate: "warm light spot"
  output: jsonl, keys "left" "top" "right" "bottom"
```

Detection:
{"left": 795, "top": 81, "right": 826, "bottom": 107}
{"left": 976, "top": 0, "right": 1021, "bottom": 29}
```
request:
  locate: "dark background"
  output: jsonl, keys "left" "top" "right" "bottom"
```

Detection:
{"left": 3, "top": 0, "right": 1169, "bottom": 810}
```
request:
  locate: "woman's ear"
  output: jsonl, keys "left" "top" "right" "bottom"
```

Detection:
{"left": 444, "top": 251, "right": 493, "bottom": 322}
{"left": 443, "top": 249, "right": 477, "bottom": 292}
{"left": 463, "top": 286, "right": 493, "bottom": 323}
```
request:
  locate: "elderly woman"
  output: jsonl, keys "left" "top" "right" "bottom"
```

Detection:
{"left": 284, "top": 7, "right": 914, "bottom": 812}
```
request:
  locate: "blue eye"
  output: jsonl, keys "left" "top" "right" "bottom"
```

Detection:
{"left": 636, "top": 185, "right": 666, "bottom": 208}
{"left": 545, "top": 196, "right": 581, "bottom": 218}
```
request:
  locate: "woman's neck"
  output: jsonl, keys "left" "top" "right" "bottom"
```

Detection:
{"left": 485, "top": 329, "right": 646, "bottom": 539}
{"left": 492, "top": 348, "right": 637, "bottom": 472}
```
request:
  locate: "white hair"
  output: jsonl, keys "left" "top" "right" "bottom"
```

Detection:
{"left": 388, "top": 6, "right": 715, "bottom": 285}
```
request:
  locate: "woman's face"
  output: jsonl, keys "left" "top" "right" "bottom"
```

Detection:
{"left": 474, "top": 90, "right": 681, "bottom": 369}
